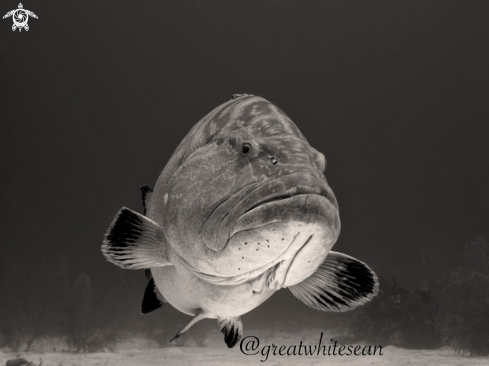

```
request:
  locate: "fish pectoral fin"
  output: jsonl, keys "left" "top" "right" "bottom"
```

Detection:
{"left": 140, "top": 185, "right": 153, "bottom": 215}
{"left": 102, "top": 207, "right": 172, "bottom": 269}
{"left": 217, "top": 316, "right": 243, "bottom": 348}
{"left": 288, "top": 251, "right": 379, "bottom": 312}
{"left": 169, "top": 309, "right": 207, "bottom": 344}
{"left": 141, "top": 277, "right": 166, "bottom": 315}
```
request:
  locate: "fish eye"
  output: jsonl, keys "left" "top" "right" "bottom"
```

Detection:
{"left": 242, "top": 143, "right": 251, "bottom": 155}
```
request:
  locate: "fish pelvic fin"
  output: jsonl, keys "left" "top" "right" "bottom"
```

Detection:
{"left": 217, "top": 316, "right": 243, "bottom": 348}
{"left": 140, "top": 185, "right": 153, "bottom": 215}
{"left": 141, "top": 277, "right": 166, "bottom": 315}
{"left": 169, "top": 309, "right": 207, "bottom": 344}
{"left": 288, "top": 251, "right": 379, "bottom": 312}
{"left": 102, "top": 207, "right": 172, "bottom": 269}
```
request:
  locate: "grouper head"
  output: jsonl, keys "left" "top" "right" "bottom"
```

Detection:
{"left": 150, "top": 94, "right": 340, "bottom": 288}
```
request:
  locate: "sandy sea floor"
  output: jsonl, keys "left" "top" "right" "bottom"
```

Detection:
{"left": 1, "top": 330, "right": 488, "bottom": 366}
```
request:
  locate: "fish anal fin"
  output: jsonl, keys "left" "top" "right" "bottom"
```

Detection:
{"left": 217, "top": 316, "right": 243, "bottom": 348}
{"left": 102, "top": 207, "right": 172, "bottom": 270}
{"left": 141, "top": 278, "right": 166, "bottom": 315}
{"left": 169, "top": 309, "right": 207, "bottom": 343}
{"left": 289, "top": 251, "right": 379, "bottom": 312}
{"left": 141, "top": 185, "right": 153, "bottom": 215}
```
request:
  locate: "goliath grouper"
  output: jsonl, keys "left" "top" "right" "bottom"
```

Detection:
{"left": 102, "top": 94, "right": 379, "bottom": 348}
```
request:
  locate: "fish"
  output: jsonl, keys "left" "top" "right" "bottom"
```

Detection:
{"left": 101, "top": 94, "right": 379, "bottom": 348}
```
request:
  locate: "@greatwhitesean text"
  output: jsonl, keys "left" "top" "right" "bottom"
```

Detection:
{"left": 240, "top": 333, "right": 383, "bottom": 362}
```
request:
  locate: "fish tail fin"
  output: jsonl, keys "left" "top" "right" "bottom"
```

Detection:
{"left": 169, "top": 310, "right": 207, "bottom": 343}
{"left": 102, "top": 207, "right": 172, "bottom": 269}
{"left": 289, "top": 251, "right": 379, "bottom": 312}
{"left": 217, "top": 316, "right": 243, "bottom": 348}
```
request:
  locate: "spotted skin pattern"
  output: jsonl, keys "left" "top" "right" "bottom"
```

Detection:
{"left": 102, "top": 94, "right": 380, "bottom": 348}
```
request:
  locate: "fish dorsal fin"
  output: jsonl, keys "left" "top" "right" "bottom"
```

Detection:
{"left": 231, "top": 93, "right": 252, "bottom": 99}
{"left": 102, "top": 207, "right": 172, "bottom": 269}
{"left": 217, "top": 316, "right": 243, "bottom": 348}
{"left": 140, "top": 185, "right": 153, "bottom": 215}
{"left": 288, "top": 251, "right": 379, "bottom": 312}
{"left": 141, "top": 277, "right": 166, "bottom": 315}
{"left": 169, "top": 309, "right": 207, "bottom": 343}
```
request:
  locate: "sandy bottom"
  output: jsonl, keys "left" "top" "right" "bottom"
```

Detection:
{"left": 1, "top": 330, "right": 488, "bottom": 366}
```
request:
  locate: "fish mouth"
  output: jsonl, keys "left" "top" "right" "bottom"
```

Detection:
{"left": 201, "top": 171, "right": 338, "bottom": 253}
{"left": 244, "top": 195, "right": 297, "bottom": 214}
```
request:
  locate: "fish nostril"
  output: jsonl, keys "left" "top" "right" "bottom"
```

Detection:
{"left": 270, "top": 156, "right": 278, "bottom": 165}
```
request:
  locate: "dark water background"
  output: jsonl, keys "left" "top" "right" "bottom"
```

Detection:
{"left": 1, "top": 0, "right": 488, "bottom": 355}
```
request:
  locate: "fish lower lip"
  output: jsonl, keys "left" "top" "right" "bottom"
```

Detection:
{"left": 244, "top": 195, "right": 294, "bottom": 214}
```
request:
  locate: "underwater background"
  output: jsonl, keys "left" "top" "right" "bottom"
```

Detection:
{"left": 1, "top": 1, "right": 488, "bottom": 364}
